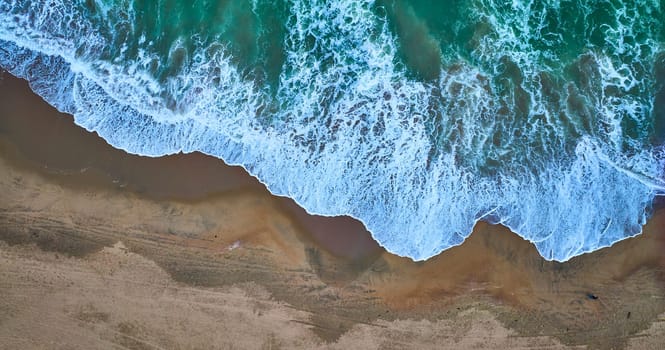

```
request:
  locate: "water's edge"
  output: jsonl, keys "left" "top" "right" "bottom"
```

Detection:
{"left": 2, "top": 0, "right": 664, "bottom": 262}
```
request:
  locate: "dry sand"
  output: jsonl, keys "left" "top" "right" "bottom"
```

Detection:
{"left": 1, "top": 73, "right": 665, "bottom": 349}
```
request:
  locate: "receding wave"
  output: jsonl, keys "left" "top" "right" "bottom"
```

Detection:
{"left": 1, "top": 0, "right": 664, "bottom": 261}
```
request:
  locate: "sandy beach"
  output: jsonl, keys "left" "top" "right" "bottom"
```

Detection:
{"left": 1, "top": 72, "right": 665, "bottom": 349}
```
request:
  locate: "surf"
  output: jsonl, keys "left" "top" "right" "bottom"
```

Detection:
{"left": 1, "top": 0, "right": 663, "bottom": 262}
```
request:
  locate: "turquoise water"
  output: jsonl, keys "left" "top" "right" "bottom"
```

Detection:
{"left": 1, "top": 0, "right": 664, "bottom": 261}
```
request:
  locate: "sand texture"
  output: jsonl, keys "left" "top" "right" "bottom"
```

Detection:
{"left": 1, "top": 73, "right": 665, "bottom": 349}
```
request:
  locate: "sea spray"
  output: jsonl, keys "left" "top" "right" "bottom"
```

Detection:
{"left": 1, "top": 0, "right": 664, "bottom": 261}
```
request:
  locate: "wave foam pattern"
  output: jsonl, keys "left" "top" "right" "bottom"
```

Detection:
{"left": 1, "top": 0, "right": 664, "bottom": 261}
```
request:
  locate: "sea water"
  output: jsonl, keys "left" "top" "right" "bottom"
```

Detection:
{"left": 1, "top": 0, "right": 664, "bottom": 261}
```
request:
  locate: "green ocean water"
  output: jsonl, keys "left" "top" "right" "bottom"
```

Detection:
{"left": 89, "top": 0, "right": 665, "bottom": 165}
{"left": 1, "top": 0, "right": 664, "bottom": 261}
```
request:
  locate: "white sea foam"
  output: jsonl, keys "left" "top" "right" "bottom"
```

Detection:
{"left": 0, "top": 0, "right": 663, "bottom": 261}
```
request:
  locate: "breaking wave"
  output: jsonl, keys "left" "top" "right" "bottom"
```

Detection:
{"left": 1, "top": 0, "right": 664, "bottom": 261}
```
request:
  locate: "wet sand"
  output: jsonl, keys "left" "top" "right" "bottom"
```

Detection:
{"left": 1, "top": 72, "right": 665, "bottom": 349}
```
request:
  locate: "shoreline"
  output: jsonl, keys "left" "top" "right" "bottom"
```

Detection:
{"left": 2, "top": 72, "right": 665, "bottom": 348}
{"left": 4, "top": 70, "right": 662, "bottom": 263}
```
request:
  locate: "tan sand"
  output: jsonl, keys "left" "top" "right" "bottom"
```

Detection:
{"left": 1, "top": 72, "right": 665, "bottom": 349}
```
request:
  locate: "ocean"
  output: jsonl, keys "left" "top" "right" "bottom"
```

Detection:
{"left": 0, "top": 0, "right": 663, "bottom": 261}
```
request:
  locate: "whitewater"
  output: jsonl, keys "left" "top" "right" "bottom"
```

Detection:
{"left": 1, "top": 0, "right": 664, "bottom": 261}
